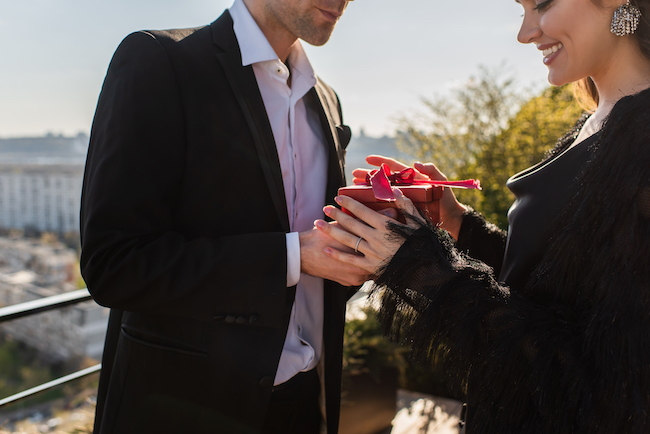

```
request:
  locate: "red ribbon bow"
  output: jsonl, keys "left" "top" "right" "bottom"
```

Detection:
{"left": 365, "top": 164, "right": 481, "bottom": 202}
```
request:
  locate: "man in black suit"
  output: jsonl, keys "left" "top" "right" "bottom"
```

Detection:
{"left": 80, "top": 0, "right": 365, "bottom": 432}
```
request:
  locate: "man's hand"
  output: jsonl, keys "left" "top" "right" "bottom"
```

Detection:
{"left": 299, "top": 225, "right": 371, "bottom": 287}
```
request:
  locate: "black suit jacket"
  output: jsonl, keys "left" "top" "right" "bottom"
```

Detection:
{"left": 81, "top": 11, "right": 353, "bottom": 434}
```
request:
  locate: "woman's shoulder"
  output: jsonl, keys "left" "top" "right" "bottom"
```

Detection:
{"left": 604, "top": 87, "right": 650, "bottom": 146}
{"left": 599, "top": 89, "right": 650, "bottom": 165}
{"left": 543, "top": 114, "right": 590, "bottom": 161}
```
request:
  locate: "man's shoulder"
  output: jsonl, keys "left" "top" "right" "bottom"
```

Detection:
{"left": 126, "top": 24, "right": 211, "bottom": 50}
{"left": 115, "top": 11, "right": 233, "bottom": 57}
{"left": 145, "top": 26, "right": 209, "bottom": 43}
{"left": 110, "top": 23, "right": 219, "bottom": 67}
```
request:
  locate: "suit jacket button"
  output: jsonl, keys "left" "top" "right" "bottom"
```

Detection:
{"left": 249, "top": 315, "right": 259, "bottom": 324}
{"left": 259, "top": 376, "right": 273, "bottom": 388}
{"left": 225, "top": 315, "right": 236, "bottom": 323}
{"left": 236, "top": 316, "right": 247, "bottom": 324}
{"left": 213, "top": 315, "right": 225, "bottom": 322}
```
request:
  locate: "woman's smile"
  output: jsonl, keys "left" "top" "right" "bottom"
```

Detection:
{"left": 539, "top": 42, "right": 564, "bottom": 64}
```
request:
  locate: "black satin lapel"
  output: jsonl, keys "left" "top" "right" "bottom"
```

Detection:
{"left": 309, "top": 86, "right": 346, "bottom": 199}
{"left": 211, "top": 14, "right": 289, "bottom": 232}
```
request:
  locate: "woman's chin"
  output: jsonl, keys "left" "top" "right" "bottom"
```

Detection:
{"left": 546, "top": 72, "right": 570, "bottom": 87}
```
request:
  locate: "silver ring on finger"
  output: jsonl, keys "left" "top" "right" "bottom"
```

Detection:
{"left": 354, "top": 236, "right": 363, "bottom": 253}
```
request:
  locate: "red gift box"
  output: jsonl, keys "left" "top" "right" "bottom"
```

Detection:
{"left": 337, "top": 184, "right": 443, "bottom": 224}
{"left": 335, "top": 163, "right": 479, "bottom": 225}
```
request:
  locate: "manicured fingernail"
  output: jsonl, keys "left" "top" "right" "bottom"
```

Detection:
{"left": 315, "top": 220, "right": 324, "bottom": 228}
{"left": 323, "top": 206, "right": 332, "bottom": 216}
{"left": 334, "top": 196, "right": 342, "bottom": 205}
{"left": 324, "top": 248, "right": 332, "bottom": 255}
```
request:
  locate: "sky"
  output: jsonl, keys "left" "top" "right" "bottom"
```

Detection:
{"left": 0, "top": 0, "right": 551, "bottom": 139}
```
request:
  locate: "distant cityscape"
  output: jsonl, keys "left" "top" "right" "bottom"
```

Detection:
{"left": 0, "top": 133, "right": 88, "bottom": 166}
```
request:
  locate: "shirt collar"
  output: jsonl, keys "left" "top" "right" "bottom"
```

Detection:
{"left": 229, "top": 0, "right": 317, "bottom": 85}
{"left": 230, "top": 0, "right": 277, "bottom": 65}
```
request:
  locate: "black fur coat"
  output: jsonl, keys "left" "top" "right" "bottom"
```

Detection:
{"left": 373, "top": 87, "right": 650, "bottom": 433}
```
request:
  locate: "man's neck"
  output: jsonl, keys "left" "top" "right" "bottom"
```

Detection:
{"left": 242, "top": 0, "right": 297, "bottom": 62}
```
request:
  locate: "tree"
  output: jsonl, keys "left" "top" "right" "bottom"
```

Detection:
{"left": 396, "top": 66, "right": 585, "bottom": 229}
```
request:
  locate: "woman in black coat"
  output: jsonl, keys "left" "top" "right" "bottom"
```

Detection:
{"left": 316, "top": 0, "right": 650, "bottom": 431}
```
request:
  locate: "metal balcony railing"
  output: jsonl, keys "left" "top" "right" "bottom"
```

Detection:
{"left": 0, "top": 289, "right": 102, "bottom": 408}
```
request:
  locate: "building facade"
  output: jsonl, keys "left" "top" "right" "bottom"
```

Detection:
{"left": 0, "top": 164, "right": 84, "bottom": 234}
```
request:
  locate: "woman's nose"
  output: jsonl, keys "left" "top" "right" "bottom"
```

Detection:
{"left": 517, "top": 13, "right": 542, "bottom": 44}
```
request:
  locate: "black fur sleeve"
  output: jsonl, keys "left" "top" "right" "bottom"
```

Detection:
{"left": 455, "top": 208, "right": 507, "bottom": 275}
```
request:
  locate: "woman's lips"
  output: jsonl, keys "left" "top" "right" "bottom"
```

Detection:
{"left": 539, "top": 42, "right": 563, "bottom": 65}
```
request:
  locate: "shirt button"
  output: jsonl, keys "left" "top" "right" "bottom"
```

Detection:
{"left": 259, "top": 376, "right": 274, "bottom": 388}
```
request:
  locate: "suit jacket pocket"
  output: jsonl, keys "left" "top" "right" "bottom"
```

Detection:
{"left": 121, "top": 324, "right": 209, "bottom": 357}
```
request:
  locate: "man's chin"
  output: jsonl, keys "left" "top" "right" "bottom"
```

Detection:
{"left": 301, "top": 33, "right": 334, "bottom": 47}
{"left": 297, "top": 22, "right": 337, "bottom": 47}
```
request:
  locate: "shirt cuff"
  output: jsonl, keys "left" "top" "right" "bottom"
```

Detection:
{"left": 286, "top": 232, "right": 301, "bottom": 287}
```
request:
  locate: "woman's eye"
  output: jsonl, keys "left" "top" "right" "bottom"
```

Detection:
{"left": 534, "top": 0, "right": 553, "bottom": 11}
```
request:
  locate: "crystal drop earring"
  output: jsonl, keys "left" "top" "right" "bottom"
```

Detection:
{"left": 611, "top": 0, "right": 642, "bottom": 36}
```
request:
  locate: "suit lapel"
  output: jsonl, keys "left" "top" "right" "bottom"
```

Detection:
{"left": 210, "top": 12, "right": 290, "bottom": 232}
{"left": 310, "top": 82, "right": 346, "bottom": 200}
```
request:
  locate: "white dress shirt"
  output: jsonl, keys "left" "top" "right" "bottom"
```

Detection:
{"left": 230, "top": 0, "right": 329, "bottom": 385}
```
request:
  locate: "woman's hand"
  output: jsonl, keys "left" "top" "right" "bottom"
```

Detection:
{"left": 353, "top": 155, "right": 468, "bottom": 240}
{"left": 314, "top": 189, "right": 421, "bottom": 275}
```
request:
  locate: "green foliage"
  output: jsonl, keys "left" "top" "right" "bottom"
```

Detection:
{"left": 396, "top": 66, "right": 585, "bottom": 229}
{"left": 0, "top": 336, "right": 50, "bottom": 397}
{"left": 343, "top": 307, "right": 405, "bottom": 382}
{"left": 0, "top": 334, "right": 99, "bottom": 412}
